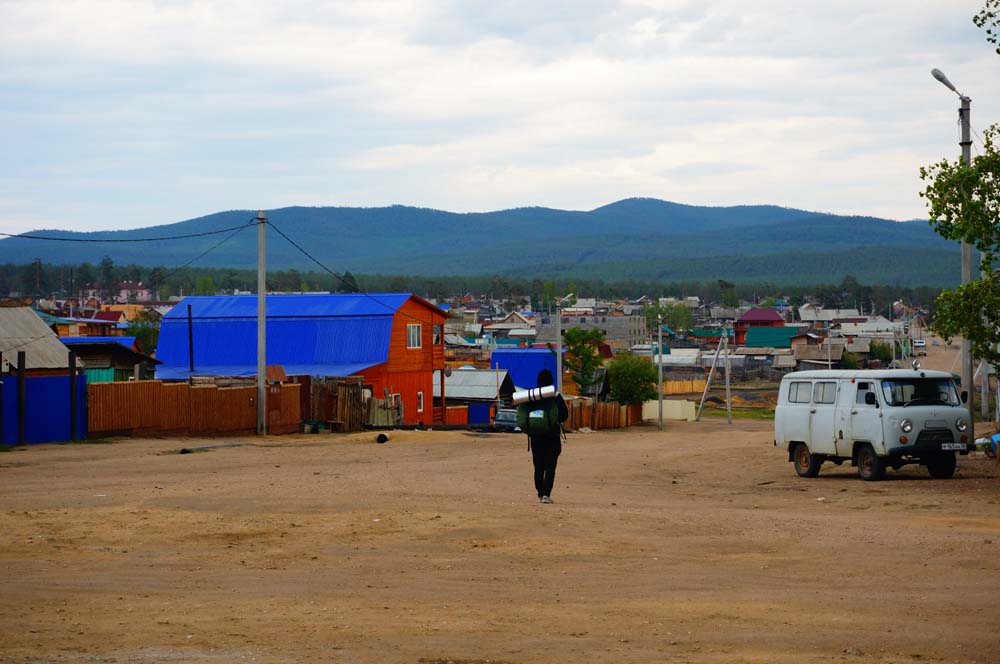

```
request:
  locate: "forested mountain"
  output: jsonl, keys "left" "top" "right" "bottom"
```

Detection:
{"left": 0, "top": 198, "right": 960, "bottom": 286}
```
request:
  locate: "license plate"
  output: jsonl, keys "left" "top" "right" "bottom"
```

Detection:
{"left": 941, "top": 442, "right": 965, "bottom": 451}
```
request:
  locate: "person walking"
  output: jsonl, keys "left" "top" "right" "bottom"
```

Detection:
{"left": 517, "top": 368, "right": 568, "bottom": 504}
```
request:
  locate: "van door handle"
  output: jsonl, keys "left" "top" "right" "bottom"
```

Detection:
{"left": 810, "top": 409, "right": 816, "bottom": 413}
{"left": 851, "top": 410, "right": 858, "bottom": 414}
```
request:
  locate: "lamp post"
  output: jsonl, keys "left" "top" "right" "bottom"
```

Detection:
{"left": 931, "top": 68, "right": 973, "bottom": 423}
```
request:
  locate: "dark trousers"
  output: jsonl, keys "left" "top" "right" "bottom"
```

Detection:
{"left": 531, "top": 439, "right": 561, "bottom": 498}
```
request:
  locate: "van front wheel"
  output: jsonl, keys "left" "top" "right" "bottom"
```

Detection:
{"left": 856, "top": 444, "right": 886, "bottom": 481}
{"left": 793, "top": 443, "right": 822, "bottom": 478}
{"left": 926, "top": 452, "right": 957, "bottom": 479}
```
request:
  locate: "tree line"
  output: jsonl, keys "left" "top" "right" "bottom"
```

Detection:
{"left": 0, "top": 259, "right": 943, "bottom": 314}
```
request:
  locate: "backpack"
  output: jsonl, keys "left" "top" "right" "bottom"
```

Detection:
{"left": 516, "top": 398, "right": 561, "bottom": 437}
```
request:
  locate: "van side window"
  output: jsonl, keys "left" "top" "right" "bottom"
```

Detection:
{"left": 856, "top": 381, "right": 874, "bottom": 405}
{"left": 789, "top": 381, "right": 812, "bottom": 403}
{"left": 813, "top": 381, "right": 836, "bottom": 404}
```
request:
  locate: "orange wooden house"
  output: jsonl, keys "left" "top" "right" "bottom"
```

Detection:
{"left": 156, "top": 293, "right": 448, "bottom": 425}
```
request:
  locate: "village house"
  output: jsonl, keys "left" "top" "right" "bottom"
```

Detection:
{"left": 155, "top": 293, "right": 447, "bottom": 426}
{"left": 734, "top": 307, "right": 785, "bottom": 346}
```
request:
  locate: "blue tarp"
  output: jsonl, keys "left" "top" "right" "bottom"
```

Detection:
{"left": 156, "top": 293, "right": 420, "bottom": 379}
{"left": 490, "top": 348, "right": 561, "bottom": 390}
{"left": 2, "top": 374, "right": 87, "bottom": 444}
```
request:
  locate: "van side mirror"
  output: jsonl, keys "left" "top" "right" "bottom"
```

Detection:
{"left": 961, "top": 390, "right": 968, "bottom": 404}
{"left": 864, "top": 392, "right": 877, "bottom": 406}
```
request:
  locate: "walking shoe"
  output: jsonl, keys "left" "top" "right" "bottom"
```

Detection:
{"left": 540, "top": 495, "right": 552, "bottom": 504}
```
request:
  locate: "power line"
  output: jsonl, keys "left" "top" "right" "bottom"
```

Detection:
{"left": 157, "top": 222, "right": 254, "bottom": 284}
{"left": 265, "top": 219, "right": 424, "bottom": 319}
{"left": 0, "top": 222, "right": 254, "bottom": 243}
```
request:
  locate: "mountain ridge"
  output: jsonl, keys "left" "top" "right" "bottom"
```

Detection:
{"left": 0, "top": 198, "right": 957, "bottom": 287}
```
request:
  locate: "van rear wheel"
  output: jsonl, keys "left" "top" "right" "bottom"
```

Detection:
{"left": 926, "top": 452, "right": 957, "bottom": 479}
{"left": 856, "top": 444, "right": 886, "bottom": 481}
{"left": 793, "top": 443, "right": 822, "bottom": 478}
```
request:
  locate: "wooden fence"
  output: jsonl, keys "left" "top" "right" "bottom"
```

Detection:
{"left": 565, "top": 398, "right": 642, "bottom": 431}
{"left": 88, "top": 381, "right": 301, "bottom": 437}
{"left": 662, "top": 379, "right": 707, "bottom": 395}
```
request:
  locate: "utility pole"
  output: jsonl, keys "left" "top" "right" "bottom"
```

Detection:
{"left": 932, "top": 69, "right": 974, "bottom": 425}
{"left": 257, "top": 210, "right": 267, "bottom": 435}
{"left": 657, "top": 313, "right": 663, "bottom": 430}
{"left": 723, "top": 323, "right": 732, "bottom": 424}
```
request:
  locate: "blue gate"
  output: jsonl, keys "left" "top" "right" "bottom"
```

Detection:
{"left": 467, "top": 401, "right": 492, "bottom": 426}
{"left": 1, "top": 374, "right": 88, "bottom": 444}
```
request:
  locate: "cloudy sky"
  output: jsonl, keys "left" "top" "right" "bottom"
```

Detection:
{"left": 2, "top": 0, "right": 998, "bottom": 233}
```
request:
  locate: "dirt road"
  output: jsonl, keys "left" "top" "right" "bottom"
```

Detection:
{"left": 2, "top": 420, "right": 999, "bottom": 664}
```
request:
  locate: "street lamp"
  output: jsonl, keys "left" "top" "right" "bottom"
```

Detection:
{"left": 931, "top": 68, "right": 973, "bottom": 424}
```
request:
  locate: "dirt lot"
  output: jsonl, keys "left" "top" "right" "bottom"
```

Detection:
{"left": 2, "top": 416, "right": 999, "bottom": 664}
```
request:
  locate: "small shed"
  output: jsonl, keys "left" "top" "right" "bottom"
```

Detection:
{"left": 59, "top": 336, "right": 160, "bottom": 382}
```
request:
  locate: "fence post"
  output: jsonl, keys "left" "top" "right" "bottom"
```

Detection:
{"left": 69, "top": 351, "right": 78, "bottom": 441}
{"left": 17, "top": 351, "right": 26, "bottom": 444}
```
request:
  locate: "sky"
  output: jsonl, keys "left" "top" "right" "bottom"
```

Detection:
{"left": 1, "top": 0, "right": 998, "bottom": 233}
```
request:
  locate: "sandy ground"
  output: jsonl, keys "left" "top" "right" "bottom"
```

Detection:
{"left": 2, "top": 416, "right": 999, "bottom": 664}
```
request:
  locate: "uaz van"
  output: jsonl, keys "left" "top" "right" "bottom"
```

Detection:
{"left": 774, "top": 368, "right": 972, "bottom": 481}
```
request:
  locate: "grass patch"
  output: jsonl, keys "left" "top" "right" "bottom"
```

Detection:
{"left": 702, "top": 407, "right": 775, "bottom": 421}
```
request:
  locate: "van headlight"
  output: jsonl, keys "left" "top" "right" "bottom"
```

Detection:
{"left": 956, "top": 418, "right": 968, "bottom": 432}
{"left": 900, "top": 419, "right": 913, "bottom": 433}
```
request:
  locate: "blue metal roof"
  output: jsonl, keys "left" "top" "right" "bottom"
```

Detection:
{"left": 162, "top": 293, "right": 412, "bottom": 320}
{"left": 156, "top": 361, "right": 381, "bottom": 381}
{"left": 156, "top": 293, "right": 413, "bottom": 379}
{"left": 61, "top": 336, "right": 137, "bottom": 349}
{"left": 490, "top": 348, "right": 561, "bottom": 390}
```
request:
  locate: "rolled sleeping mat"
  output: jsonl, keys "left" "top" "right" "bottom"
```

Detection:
{"left": 511, "top": 384, "right": 558, "bottom": 405}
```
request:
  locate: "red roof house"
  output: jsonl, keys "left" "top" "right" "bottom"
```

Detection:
{"left": 735, "top": 307, "right": 784, "bottom": 345}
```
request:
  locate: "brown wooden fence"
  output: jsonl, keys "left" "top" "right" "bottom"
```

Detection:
{"left": 564, "top": 398, "right": 642, "bottom": 431}
{"left": 88, "top": 381, "right": 301, "bottom": 437}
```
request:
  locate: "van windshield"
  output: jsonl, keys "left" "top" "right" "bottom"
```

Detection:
{"left": 879, "top": 378, "right": 960, "bottom": 407}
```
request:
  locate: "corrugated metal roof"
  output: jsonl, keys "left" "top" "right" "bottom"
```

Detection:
{"left": 163, "top": 293, "right": 415, "bottom": 320}
{"left": 155, "top": 293, "right": 433, "bottom": 379}
{"left": 157, "top": 361, "right": 380, "bottom": 381}
{"left": 0, "top": 308, "right": 76, "bottom": 369}
{"left": 61, "top": 336, "right": 137, "bottom": 350}
{"left": 432, "top": 368, "right": 511, "bottom": 400}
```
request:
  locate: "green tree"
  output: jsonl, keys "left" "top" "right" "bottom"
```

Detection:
{"left": 839, "top": 351, "right": 860, "bottom": 370}
{"left": 98, "top": 255, "right": 116, "bottom": 301}
{"left": 920, "top": 125, "right": 1000, "bottom": 368}
{"left": 668, "top": 303, "right": 693, "bottom": 331}
{"left": 608, "top": 352, "right": 658, "bottom": 405}
{"left": 560, "top": 327, "right": 605, "bottom": 394}
{"left": 975, "top": 0, "right": 1000, "bottom": 54}
{"left": 869, "top": 341, "right": 893, "bottom": 363}
{"left": 338, "top": 271, "right": 360, "bottom": 293}
{"left": 194, "top": 276, "right": 216, "bottom": 295}
{"left": 127, "top": 309, "right": 161, "bottom": 355}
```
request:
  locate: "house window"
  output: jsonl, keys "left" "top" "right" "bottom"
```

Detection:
{"left": 432, "top": 324, "right": 442, "bottom": 345}
{"left": 417, "top": 391, "right": 424, "bottom": 412}
{"left": 407, "top": 323, "right": 422, "bottom": 348}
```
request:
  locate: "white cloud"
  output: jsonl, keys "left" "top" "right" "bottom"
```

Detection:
{"left": 0, "top": 0, "right": 997, "bottom": 232}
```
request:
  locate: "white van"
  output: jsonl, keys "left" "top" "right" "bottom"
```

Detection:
{"left": 774, "top": 368, "right": 972, "bottom": 481}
